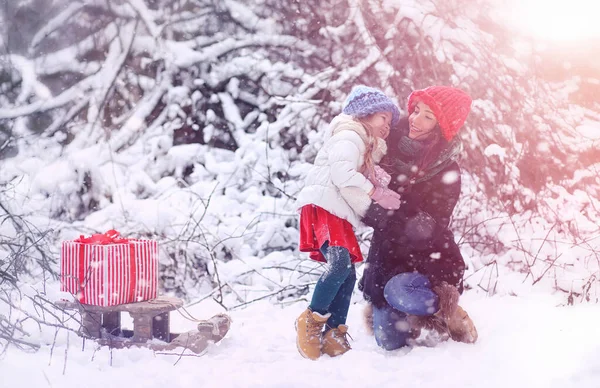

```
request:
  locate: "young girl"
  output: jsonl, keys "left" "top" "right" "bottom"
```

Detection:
{"left": 294, "top": 85, "right": 402, "bottom": 360}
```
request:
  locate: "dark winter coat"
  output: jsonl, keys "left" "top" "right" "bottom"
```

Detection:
{"left": 359, "top": 119, "right": 466, "bottom": 308}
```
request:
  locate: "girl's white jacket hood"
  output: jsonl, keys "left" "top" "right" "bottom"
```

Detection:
{"left": 295, "top": 114, "right": 387, "bottom": 227}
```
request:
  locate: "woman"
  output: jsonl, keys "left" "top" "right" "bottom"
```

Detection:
{"left": 359, "top": 85, "right": 478, "bottom": 350}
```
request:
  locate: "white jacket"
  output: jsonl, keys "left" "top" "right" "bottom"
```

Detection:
{"left": 296, "top": 114, "right": 387, "bottom": 227}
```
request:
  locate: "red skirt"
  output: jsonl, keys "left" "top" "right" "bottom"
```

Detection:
{"left": 298, "top": 204, "right": 364, "bottom": 264}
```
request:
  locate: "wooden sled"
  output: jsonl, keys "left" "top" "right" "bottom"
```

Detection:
{"left": 56, "top": 296, "right": 231, "bottom": 354}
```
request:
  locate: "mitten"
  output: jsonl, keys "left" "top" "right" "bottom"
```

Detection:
{"left": 369, "top": 165, "right": 391, "bottom": 188}
{"left": 370, "top": 187, "right": 401, "bottom": 210}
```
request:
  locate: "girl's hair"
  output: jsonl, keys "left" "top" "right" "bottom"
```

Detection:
{"left": 356, "top": 116, "right": 378, "bottom": 178}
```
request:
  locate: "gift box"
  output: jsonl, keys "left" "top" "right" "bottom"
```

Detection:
{"left": 60, "top": 230, "right": 158, "bottom": 306}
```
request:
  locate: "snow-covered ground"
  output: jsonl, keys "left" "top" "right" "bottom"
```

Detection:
{"left": 2, "top": 1, "right": 600, "bottom": 387}
{"left": 2, "top": 289, "right": 599, "bottom": 388}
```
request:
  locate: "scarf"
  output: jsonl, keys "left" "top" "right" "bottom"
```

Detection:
{"left": 384, "top": 135, "right": 463, "bottom": 186}
{"left": 329, "top": 114, "right": 388, "bottom": 169}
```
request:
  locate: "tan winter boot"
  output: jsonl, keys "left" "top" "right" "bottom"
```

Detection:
{"left": 432, "top": 282, "right": 478, "bottom": 344}
{"left": 406, "top": 314, "right": 450, "bottom": 347}
{"left": 295, "top": 309, "right": 330, "bottom": 360}
{"left": 321, "top": 325, "right": 352, "bottom": 357}
{"left": 446, "top": 305, "right": 478, "bottom": 343}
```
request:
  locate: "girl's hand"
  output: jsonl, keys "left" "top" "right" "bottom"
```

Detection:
{"left": 370, "top": 187, "right": 401, "bottom": 210}
{"left": 368, "top": 165, "right": 391, "bottom": 188}
{"left": 374, "top": 165, "right": 391, "bottom": 187}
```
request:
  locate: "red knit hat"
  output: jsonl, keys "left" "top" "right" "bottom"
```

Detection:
{"left": 407, "top": 86, "right": 472, "bottom": 141}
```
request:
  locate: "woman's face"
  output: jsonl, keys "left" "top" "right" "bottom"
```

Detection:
{"left": 363, "top": 111, "right": 392, "bottom": 139}
{"left": 408, "top": 101, "right": 438, "bottom": 141}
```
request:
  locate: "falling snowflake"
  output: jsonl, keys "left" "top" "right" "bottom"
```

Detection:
{"left": 442, "top": 171, "right": 459, "bottom": 184}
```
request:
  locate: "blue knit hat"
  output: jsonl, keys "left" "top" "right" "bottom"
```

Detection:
{"left": 342, "top": 85, "right": 400, "bottom": 127}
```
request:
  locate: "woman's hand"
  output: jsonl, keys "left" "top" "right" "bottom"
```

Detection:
{"left": 370, "top": 187, "right": 401, "bottom": 210}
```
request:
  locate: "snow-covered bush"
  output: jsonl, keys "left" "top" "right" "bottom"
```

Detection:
{"left": 0, "top": 0, "right": 598, "bottom": 317}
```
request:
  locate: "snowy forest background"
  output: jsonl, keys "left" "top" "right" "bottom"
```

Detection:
{"left": 1, "top": 0, "right": 600, "bottom": 356}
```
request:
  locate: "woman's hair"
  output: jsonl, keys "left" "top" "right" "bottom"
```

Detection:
{"left": 379, "top": 122, "right": 445, "bottom": 185}
{"left": 417, "top": 124, "right": 444, "bottom": 171}
{"left": 356, "top": 116, "right": 378, "bottom": 178}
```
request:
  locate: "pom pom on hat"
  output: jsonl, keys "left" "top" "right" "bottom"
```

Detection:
{"left": 408, "top": 86, "right": 472, "bottom": 141}
{"left": 342, "top": 85, "right": 400, "bottom": 127}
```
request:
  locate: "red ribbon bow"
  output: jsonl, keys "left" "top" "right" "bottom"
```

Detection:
{"left": 75, "top": 229, "right": 129, "bottom": 244}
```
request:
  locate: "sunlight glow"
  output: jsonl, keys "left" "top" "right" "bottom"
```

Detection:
{"left": 512, "top": 0, "right": 600, "bottom": 42}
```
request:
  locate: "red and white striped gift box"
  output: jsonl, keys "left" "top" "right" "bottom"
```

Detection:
{"left": 60, "top": 230, "right": 158, "bottom": 306}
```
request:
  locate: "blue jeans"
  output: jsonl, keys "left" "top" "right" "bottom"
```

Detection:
{"left": 309, "top": 241, "right": 356, "bottom": 329}
{"left": 372, "top": 272, "right": 440, "bottom": 350}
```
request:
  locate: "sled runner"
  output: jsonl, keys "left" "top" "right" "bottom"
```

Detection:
{"left": 56, "top": 296, "right": 231, "bottom": 355}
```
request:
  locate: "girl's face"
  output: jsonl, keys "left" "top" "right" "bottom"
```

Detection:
{"left": 408, "top": 101, "right": 439, "bottom": 141}
{"left": 363, "top": 111, "right": 392, "bottom": 139}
